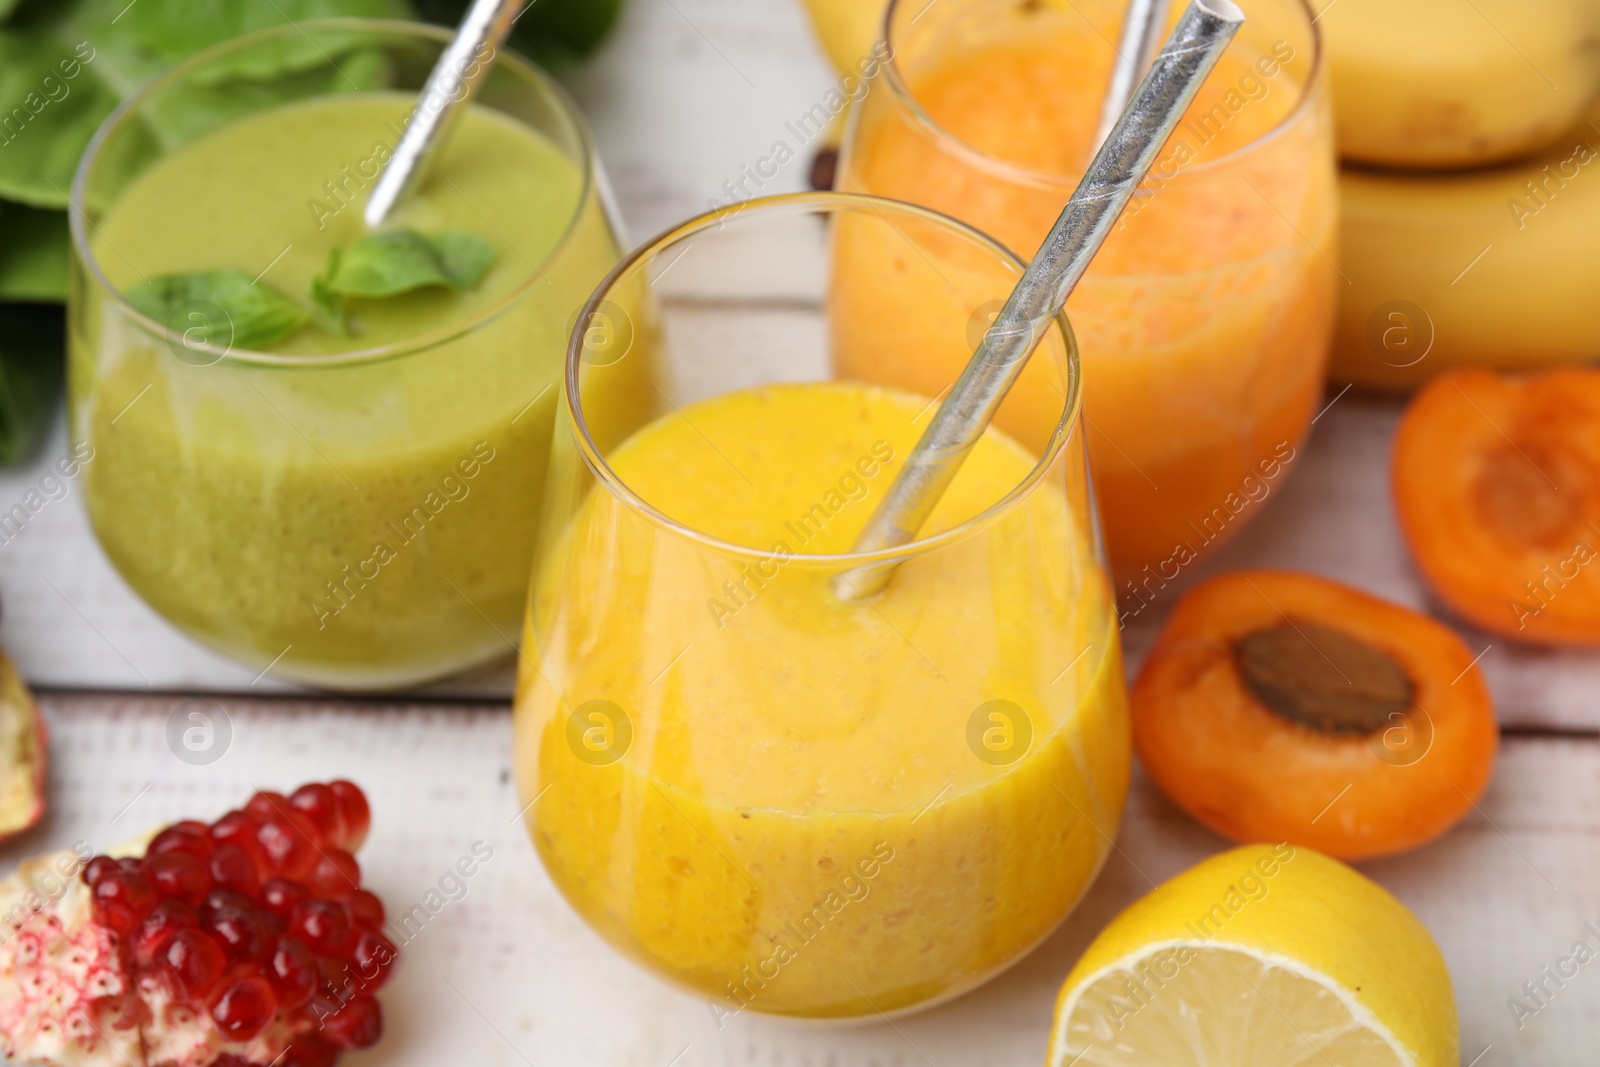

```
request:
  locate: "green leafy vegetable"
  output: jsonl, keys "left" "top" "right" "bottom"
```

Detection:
{"left": 0, "top": 303, "right": 62, "bottom": 463}
{"left": 125, "top": 269, "right": 311, "bottom": 352}
{"left": 0, "top": 0, "right": 411, "bottom": 211}
{"left": 312, "top": 228, "right": 496, "bottom": 332}
{"left": 0, "top": 201, "right": 67, "bottom": 301}
{"left": 416, "top": 0, "right": 628, "bottom": 69}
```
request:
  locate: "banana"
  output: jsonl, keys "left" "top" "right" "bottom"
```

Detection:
{"left": 1331, "top": 116, "right": 1600, "bottom": 391}
{"left": 1321, "top": 0, "right": 1600, "bottom": 169}
{"left": 799, "top": 0, "right": 887, "bottom": 75}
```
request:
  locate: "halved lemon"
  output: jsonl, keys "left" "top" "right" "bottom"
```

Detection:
{"left": 1047, "top": 845, "right": 1457, "bottom": 1066}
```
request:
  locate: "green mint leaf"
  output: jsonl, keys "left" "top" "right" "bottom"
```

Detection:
{"left": 312, "top": 228, "right": 496, "bottom": 333}
{"left": 124, "top": 269, "right": 311, "bottom": 352}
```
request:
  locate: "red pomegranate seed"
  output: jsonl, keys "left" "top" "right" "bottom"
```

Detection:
{"left": 245, "top": 790, "right": 290, "bottom": 821}
{"left": 280, "top": 1037, "right": 338, "bottom": 1067}
{"left": 350, "top": 930, "right": 398, "bottom": 989}
{"left": 82, "top": 856, "right": 119, "bottom": 887}
{"left": 256, "top": 814, "right": 318, "bottom": 879}
{"left": 148, "top": 821, "right": 214, "bottom": 860}
{"left": 131, "top": 900, "right": 198, "bottom": 966}
{"left": 261, "top": 878, "right": 311, "bottom": 918}
{"left": 288, "top": 784, "right": 341, "bottom": 845}
{"left": 209, "top": 844, "right": 261, "bottom": 896}
{"left": 268, "top": 936, "right": 318, "bottom": 1009}
{"left": 289, "top": 900, "right": 350, "bottom": 955}
{"left": 92, "top": 867, "right": 158, "bottom": 934}
{"left": 206, "top": 901, "right": 272, "bottom": 964}
{"left": 160, "top": 928, "right": 226, "bottom": 1001}
{"left": 211, "top": 975, "right": 278, "bottom": 1041}
{"left": 203, "top": 888, "right": 254, "bottom": 913}
{"left": 308, "top": 850, "right": 361, "bottom": 898}
{"left": 328, "top": 781, "right": 370, "bottom": 852}
{"left": 340, "top": 889, "right": 385, "bottom": 930}
{"left": 144, "top": 851, "right": 212, "bottom": 906}
{"left": 319, "top": 993, "right": 382, "bottom": 1050}
{"left": 209, "top": 810, "right": 261, "bottom": 852}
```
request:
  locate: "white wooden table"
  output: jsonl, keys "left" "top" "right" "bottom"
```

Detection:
{"left": 1, "top": 2, "right": 1596, "bottom": 1064}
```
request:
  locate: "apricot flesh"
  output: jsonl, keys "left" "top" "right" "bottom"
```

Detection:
{"left": 1394, "top": 368, "right": 1600, "bottom": 645}
{"left": 1132, "top": 570, "right": 1498, "bottom": 860}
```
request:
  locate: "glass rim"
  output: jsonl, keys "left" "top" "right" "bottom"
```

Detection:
{"left": 564, "top": 191, "right": 1085, "bottom": 567}
{"left": 69, "top": 17, "right": 601, "bottom": 370}
{"left": 878, "top": 0, "right": 1325, "bottom": 190}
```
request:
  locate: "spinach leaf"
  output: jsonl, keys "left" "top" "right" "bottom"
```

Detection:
{"left": 0, "top": 29, "right": 121, "bottom": 209}
{"left": 0, "top": 201, "right": 67, "bottom": 301}
{"left": 125, "top": 269, "right": 311, "bottom": 352}
{"left": 312, "top": 228, "right": 496, "bottom": 332}
{"left": 0, "top": 303, "right": 62, "bottom": 464}
{"left": 416, "top": 0, "right": 628, "bottom": 69}
{"left": 0, "top": 0, "right": 411, "bottom": 211}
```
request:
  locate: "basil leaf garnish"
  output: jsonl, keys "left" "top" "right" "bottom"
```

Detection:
{"left": 125, "top": 269, "right": 311, "bottom": 352}
{"left": 311, "top": 228, "right": 496, "bottom": 333}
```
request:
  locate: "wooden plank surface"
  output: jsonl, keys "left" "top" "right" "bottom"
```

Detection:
{"left": 0, "top": 1, "right": 1597, "bottom": 1064}
{"left": 0, "top": 691, "right": 1591, "bottom": 1066}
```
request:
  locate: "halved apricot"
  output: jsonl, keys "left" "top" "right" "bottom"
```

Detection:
{"left": 1132, "top": 570, "right": 1498, "bottom": 860}
{"left": 1394, "top": 367, "right": 1600, "bottom": 645}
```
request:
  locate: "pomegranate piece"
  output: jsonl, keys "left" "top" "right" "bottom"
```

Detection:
{"left": 288, "top": 784, "right": 341, "bottom": 844}
{"left": 288, "top": 900, "right": 350, "bottom": 956}
{"left": 205, "top": 900, "right": 272, "bottom": 964}
{"left": 327, "top": 782, "right": 370, "bottom": 852}
{"left": 282, "top": 1036, "right": 339, "bottom": 1067}
{"left": 0, "top": 650, "right": 47, "bottom": 845}
{"left": 255, "top": 814, "right": 318, "bottom": 880}
{"left": 0, "top": 780, "right": 392, "bottom": 1067}
{"left": 209, "top": 810, "right": 259, "bottom": 849}
{"left": 208, "top": 844, "right": 261, "bottom": 897}
{"left": 148, "top": 820, "right": 214, "bottom": 860}
{"left": 92, "top": 866, "right": 157, "bottom": 934}
{"left": 210, "top": 976, "right": 277, "bottom": 1042}
{"left": 350, "top": 930, "right": 399, "bottom": 989}
{"left": 131, "top": 899, "right": 199, "bottom": 966}
{"left": 160, "top": 928, "right": 226, "bottom": 1000}
{"left": 145, "top": 851, "right": 212, "bottom": 906}
{"left": 82, "top": 855, "right": 119, "bottom": 887}
{"left": 317, "top": 994, "right": 383, "bottom": 1050}
{"left": 268, "top": 936, "right": 319, "bottom": 1010}
{"left": 308, "top": 850, "right": 360, "bottom": 899}
{"left": 340, "top": 889, "right": 384, "bottom": 930}
{"left": 262, "top": 878, "right": 311, "bottom": 919}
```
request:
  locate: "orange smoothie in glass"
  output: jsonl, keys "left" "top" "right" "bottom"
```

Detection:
{"left": 515, "top": 380, "right": 1129, "bottom": 1018}
{"left": 835, "top": 0, "right": 1337, "bottom": 589}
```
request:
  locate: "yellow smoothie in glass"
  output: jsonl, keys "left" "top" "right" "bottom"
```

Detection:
{"left": 836, "top": 0, "right": 1337, "bottom": 587}
{"left": 515, "top": 380, "right": 1129, "bottom": 1018}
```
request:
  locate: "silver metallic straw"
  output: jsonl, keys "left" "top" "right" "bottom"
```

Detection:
{"left": 1094, "top": 0, "right": 1174, "bottom": 151}
{"left": 364, "top": 0, "right": 522, "bottom": 229}
{"left": 836, "top": 0, "right": 1243, "bottom": 600}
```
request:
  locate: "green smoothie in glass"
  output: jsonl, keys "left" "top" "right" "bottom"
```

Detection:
{"left": 68, "top": 23, "right": 652, "bottom": 689}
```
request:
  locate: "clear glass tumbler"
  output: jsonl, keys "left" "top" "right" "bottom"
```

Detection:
{"left": 837, "top": 0, "right": 1337, "bottom": 591}
{"left": 514, "top": 193, "right": 1131, "bottom": 1019}
{"left": 68, "top": 19, "right": 649, "bottom": 689}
